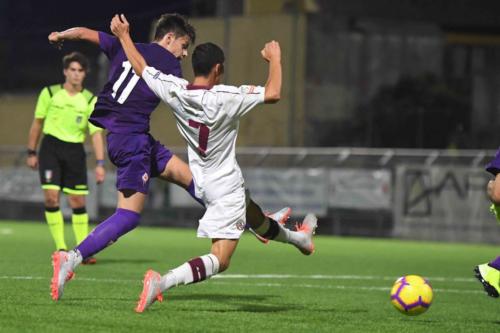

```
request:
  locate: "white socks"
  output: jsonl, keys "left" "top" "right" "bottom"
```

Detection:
{"left": 254, "top": 217, "right": 290, "bottom": 243}
{"left": 254, "top": 217, "right": 306, "bottom": 246}
{"left": 67, "top": 249, "right": 83, "bottom": 270}
{"left": 160, "top": 254, "right": 220, "bottom": 292}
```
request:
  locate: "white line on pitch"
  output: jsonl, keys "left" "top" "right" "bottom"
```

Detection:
{"left": 210, "top": 281, "right": 483, "bottom": 294}
{"left": 0, "top": 274, "right": 483, "bottom": 294}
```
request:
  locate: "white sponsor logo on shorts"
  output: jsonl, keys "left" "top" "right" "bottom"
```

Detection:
{"left": 142, "top": 172, "right": 149, "bottom": 185}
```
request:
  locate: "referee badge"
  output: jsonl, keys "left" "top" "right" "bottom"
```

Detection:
{"left": 44, "top": 170, "right": 53, "bottom": 183}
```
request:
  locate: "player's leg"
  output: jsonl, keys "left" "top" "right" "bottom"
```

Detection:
{"left": 135, "top": 239, "right": 237, "bottom": 313}
{"left": 52, "top": 190, "right": 145, "bottom": 301}
{"left": 67, "top": 195, "right": 87, "bottom": 244}
{"left": 246, "top": 199, "right": 317, "bottom": 255}
{"left": 246, "top": 189, "right": 292, "bottom": 243}
{"left": 39, "top": 136, "right": 66, "bottom": 250}
{"left": 67, "top": 194, "right": 97, "bottom": 265}
{"left": 475, "top": 256, "right": 500, "bottom": 297}
{"left": 73, "top": 190, "right": 145, "bottom": 261}
{"left": 159, "top": 154, "right": 205, "bottom": 206}
{"left": 136, "top": 192, "right": 244, "bottom": 312}
{"left": 158, "top": 154, "right": 192, "bottom": 188}
{"left": 151, "top": 137, "right": 204, "bottom": 206}
{"left": 162, "top": 238, "right": 236, "bottom": 288}
{"left": 72, "top": 133, "right": 152, "bottom": 262}
{"left": 43, "top": 189, "right": 67, "bottom": 250}
{"left": 51, "top": 134, "right": 149, "bottom": 300}
{"left": 161, "top": 238, "right": 236, "bottom": 289}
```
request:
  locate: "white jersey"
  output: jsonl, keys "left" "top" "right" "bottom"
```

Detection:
{"left": 142, "top": 66, "right": 265, "bottom": 238}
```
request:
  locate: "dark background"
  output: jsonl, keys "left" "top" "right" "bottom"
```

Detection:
{"left": 3, "top": 0, "right": 500, "bottom": 148}
{"left": 3, "top": 0, "right": 500, "bottom": 92}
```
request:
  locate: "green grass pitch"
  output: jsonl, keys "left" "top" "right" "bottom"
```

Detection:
{"left": 1, "top": 220, "right": 500, "bottom": 332}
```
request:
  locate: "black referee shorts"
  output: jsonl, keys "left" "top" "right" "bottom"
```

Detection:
{"left": 38, "top": 134, "right": 88, "bottom": 195}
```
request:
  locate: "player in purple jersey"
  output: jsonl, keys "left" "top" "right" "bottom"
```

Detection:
{"left": 47, "top": 14, "right": 202, "bottom": 301}
{"left": 475, "top": 149, "right": 500, "bottom": 297}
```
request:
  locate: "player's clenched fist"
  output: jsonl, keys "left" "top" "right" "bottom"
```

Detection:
{"left": 111, "top": 14, "right": 130, "bottom": 39}
{"left": 48, "top": 31, "right": 64, "bottom": 49}
{"left": 48, "top": 32, "right": 60, "bottom": 43}
{"left": 261, "top": 40, "right": 281, "bottom": 62}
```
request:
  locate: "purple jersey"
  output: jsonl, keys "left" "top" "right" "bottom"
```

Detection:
{"left": 90, "top": 32, "right": 182, "bottom": 134}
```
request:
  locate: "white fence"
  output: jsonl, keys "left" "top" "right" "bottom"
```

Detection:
{"left": 1, "top": 146, "right": 498, "bottom": 242}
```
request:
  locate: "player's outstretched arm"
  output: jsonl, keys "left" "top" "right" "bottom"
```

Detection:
{"left": 110, "top": 14, "right": 147, "bottom": 76}
{"left": 261, "top": 41, "right": 282, "bottom": 104}
{"left": 48, "top": 27, "right": 99, "bottom": 48}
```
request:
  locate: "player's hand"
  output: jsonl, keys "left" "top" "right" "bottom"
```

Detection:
{"left": 261, "top": 40, "right": 281, "bottom": 62}
{"left": 48, "top": 32, "right": 64, "bottom": 49}
{"left": 95, "top": 165, "right": 106, "bottom": 184}
{"left": 110, "top": 14, "right": 130, "bottom": 39}
{"left": 26, "top": 155, "right": 38, "bottom": 170}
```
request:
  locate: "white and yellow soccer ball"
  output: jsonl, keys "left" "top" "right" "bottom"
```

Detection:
{"left": 390, "top": 275, "right": 433, "bottom": 316}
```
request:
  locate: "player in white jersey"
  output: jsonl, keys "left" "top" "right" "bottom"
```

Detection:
{"left": 110, "top": 14, "right": 317, "bottom": 312}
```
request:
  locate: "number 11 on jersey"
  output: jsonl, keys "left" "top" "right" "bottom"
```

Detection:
{"left": 189, "top": 119, "right": 209, "bottom": 157}
{"left": 111, "top": 61, "right": 140, "bottom": 104}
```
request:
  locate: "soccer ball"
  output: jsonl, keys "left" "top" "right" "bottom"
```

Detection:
{"left": 390, "top": 275, "right": 433, "bottom": 316}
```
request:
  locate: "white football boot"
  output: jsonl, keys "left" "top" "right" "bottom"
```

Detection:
{"left": 135, "top": 270, "right": 163, "bottom": 313}
{"left": 293, "top": 213, "right": 318, "bottom": 255}
{"left": 51, "top": 251, "right": 77, "bottom": 300}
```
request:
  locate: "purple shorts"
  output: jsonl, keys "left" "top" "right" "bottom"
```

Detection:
{"left": 486, "top": 148, "right": 500, "bottom": 176}
{"left": 106, "top": 133, "right": 173, "bottom": 194}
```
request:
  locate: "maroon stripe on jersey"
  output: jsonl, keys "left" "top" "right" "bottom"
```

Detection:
{"left": 188, "top": 257, "right": 206, "bottom": 283}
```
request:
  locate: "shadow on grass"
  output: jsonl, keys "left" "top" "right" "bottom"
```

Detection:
{"left": 168, "top": 293, "right": 300, "bottom": 313}
{"left": 86, "top": 258, "right": 159, "bottom": 265}
{"left": 63, "top": 297, "right": 132, "bottom": 303}
{"left": 169, "top": 293, "right": 275, "bottom": 302}
{"left": 314, "top": 308, "right": 368, "bottom": 314}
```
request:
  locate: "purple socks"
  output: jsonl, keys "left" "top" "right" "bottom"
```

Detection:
{"left": 75, "top": 208, "right": 140, "bottom": 259}
{"left": 187, "top": 180, "right": 205, "bottom": 207}
{"left": 74, "top": 181, "right": 201, "bottom": 259}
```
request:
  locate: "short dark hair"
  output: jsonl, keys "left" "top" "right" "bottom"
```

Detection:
{"left": 192, "top": 43, "right": 225, "bottom": 77}
{"left": 62, "top": 52, "right": 89, "bottom": 72}
{"left": 153, "top": 13, "right": 196, "bottom": 44}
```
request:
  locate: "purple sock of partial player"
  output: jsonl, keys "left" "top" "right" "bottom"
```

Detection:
{"left": 489, "top": 256, "right": 500, "bottom": 270}
{"left": 187, "top": 180, "right": 205, "bottom": 207}
{"left": 75, "top": 208, "right": 140, "bottom": 259}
